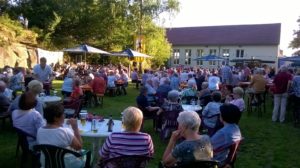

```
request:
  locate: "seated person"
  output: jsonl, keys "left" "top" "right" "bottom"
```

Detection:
{"left": 198, "top": 82, "right": 211, "bottom": 98}
{"left": 202, "top": 91, "right": 223, "bottom": 131}
{"left": 161, "top": 90, "right": 183, "bottom": 112}
{"left": 61, "top": 70, "right": 75, "bottom": 97}
{"left": 226, "top": 87, "right": 245, "bottom": 112}
{"left": 0, "top": 80, "right": 13, "bottom": 101}
{"left": 99, "top": 107, "right": 154, "bottom": 162}
{"left": 249, "top": 69, "right": 266, "bottom": 93}
{"left": 0, "top": 93, "right": 10, "bottom": 112}
{"left": 145, "top": 79, "right": 157, "bottom": 101}
{"left": 220, "top": 84, "right": 233, "bottom": 102}
{"left": 37, "top": 104, "right": 84, "bottom": 168}
{"left": 91, "top": 72, "right": 106, "bottom": 105}
{"left": 208, "top": 74, "right": 221, "bottom": 91}
{"left": 156, "top": 79, "right": 172, "bottom": 105}
{"left": 162, "top": 111, "right": 213, "bottom": 167}
{"left": 107, "top": 71, "right": 117, "bottom": 88}
{"left": 8, "top": 80, "right": 44, "bottom": 115}
{"left": 136, "top": 87, "right": 162, "bottom": 116}
{"left": 9, "top": 67, "right": 24, "bottom": 99}
{"left": 159, "top": 90, "right": 184, "bottom": 137}
{"left": 12, "top": 91, "right": 45, "bottom": 149}
{"left": 210, "top": 104, "right": 242, "bottom": 167}
{"left": 181, "top": 82, "right": 197, "bottom": 104}
{"left": 70, "top": 79, "right": 83, "bottom": 101}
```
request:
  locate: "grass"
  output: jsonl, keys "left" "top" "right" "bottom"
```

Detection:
{"left": 1, "top": 80, "right": 300, "bottom": 167}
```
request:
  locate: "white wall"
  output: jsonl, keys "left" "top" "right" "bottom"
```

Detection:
{"left": 169, "top": 45, "right": 279, "bottom": 68}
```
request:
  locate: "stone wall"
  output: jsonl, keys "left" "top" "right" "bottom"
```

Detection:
{"left": 0, "top": 43, "right": 37, "bottom": 68}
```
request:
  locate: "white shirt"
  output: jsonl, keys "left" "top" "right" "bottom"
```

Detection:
{"left": 33, "top": 64, "right": 53, "bottom": 82}
{"left": 208, "top": 76, "right": 221, "bottom": 91}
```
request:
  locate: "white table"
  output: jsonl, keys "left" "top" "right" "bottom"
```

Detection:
{"left": 39, "top": 96, "right": 62, "bottom": 104}
{"left": 75, "top": 119, "right": 122, "bottom": 166}
{"left": 181, "top": 104, "right": 202, "bottom": 111}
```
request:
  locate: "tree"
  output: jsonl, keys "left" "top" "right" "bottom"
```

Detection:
{"left": 5, "top": 0, "right": 180, "bottom": 66}
{"left": 290, "top": 16, "right": 300, "bottom": 55}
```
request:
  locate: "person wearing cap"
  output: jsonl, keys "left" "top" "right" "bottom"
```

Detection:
{"left": 8, "top": 80, "right": 44, "bottom": 115}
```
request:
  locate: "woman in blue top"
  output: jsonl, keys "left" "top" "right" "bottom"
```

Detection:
{"left": 61, "top": 71, "right": 75, "bottom": 97}
{"left": 211, "top": 104, "right": 242, "bottom": 167}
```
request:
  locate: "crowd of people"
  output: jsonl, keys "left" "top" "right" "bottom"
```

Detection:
{"left": 0, "top": 58, "right": 300, "bottom": 168}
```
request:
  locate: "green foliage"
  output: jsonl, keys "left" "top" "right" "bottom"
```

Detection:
{"left": 144, "top": 19, "right": 171, "bottom": 68}
{"left": 0, "top": 14, "right": 37, "bottom": 46}
{"left": 1, "top": 81, "right": 300, "bottom": 167}
{"left": 290, "top": 16, "right": 300, "bottom": 55}
{"left": 3, "top": 0, "right": 179, "bottom": 66}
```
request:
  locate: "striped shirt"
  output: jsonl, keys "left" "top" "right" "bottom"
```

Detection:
{"left": 99, "top": 132, "right": 154, "bottom": 160}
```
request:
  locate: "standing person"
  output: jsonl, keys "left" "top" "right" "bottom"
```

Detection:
{"left": 272, "top": 66, "right": 293, "bottom": 123}
{"left": 242, "top": 64, "right": 251, "bottom": 82}
{"left": 162, "top": 111, "right": 213, "bottom": 167}
{"left": 119, "top": 70, "right": 129, "bottom": 95}
{"left": 170, "top": 73, "right": 180, "bottom": 90}
{"left": 291, "top": 69, "right": 300, "bottom": 125}
{"left": 221, "top": 63, "right": 233, "bottom": 85}
{"left": 33, "top": 57, "right": 54, "bottom": 95}
{"left": 131, "top": 68, "right": 140, "bottom": 89}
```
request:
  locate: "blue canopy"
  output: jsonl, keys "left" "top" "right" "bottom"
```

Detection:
{"left": 194, "top": 54, "right": 225, "bottom": 61}
{"left": 111, "top": 48, "right": 152, "bottom": 58}
{"left": 279, "top": 56, "right": 300, "bottom": 62}
{"left": 63, "top": 44, "right": 110, "bottom": 54}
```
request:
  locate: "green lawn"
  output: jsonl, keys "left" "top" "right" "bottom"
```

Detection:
{"left": 1, "top": 80, "right": 300, "bottom": 167}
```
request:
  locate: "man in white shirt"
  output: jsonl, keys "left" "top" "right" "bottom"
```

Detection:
{"left": 208, "top": 74, "right": 221, "bottom": 91}
{"left": 33, "top": 57, "right": 54, "bottom": 95}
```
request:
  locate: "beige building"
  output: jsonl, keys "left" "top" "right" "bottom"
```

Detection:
{"left": 166, "top": 23, "right": 281, "bottom": 68}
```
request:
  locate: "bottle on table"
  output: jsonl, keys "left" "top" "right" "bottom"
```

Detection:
{"left": 91, "top": 113, "right": 98, "bottom": 133}
{"left": 107, "top": 115, "right": 114, "bottom": 132}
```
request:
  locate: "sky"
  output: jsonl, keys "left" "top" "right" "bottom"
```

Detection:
{"left": 159, "top": 0, "right": 300, "bottom": 56}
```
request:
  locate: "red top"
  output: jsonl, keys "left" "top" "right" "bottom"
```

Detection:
{"left": 71, "top": 86, "right": 83, "bottom": 100}
{"left": 273, "top": 72, "right": 292, "bottom": 94}
{"left": 92, "top": 76, "right": 106, "bottom": 94}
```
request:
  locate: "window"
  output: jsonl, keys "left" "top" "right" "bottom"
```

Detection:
{"left": 222, "top": 49, "right": 230, "bottom": 57}
{"left": 196, "top": 49, "right": 204, "bottom": 65}
{"left": 240, "top": 50, "right": 244, "bottom": 58}
{"left": 236, "top": 49, "right": 244, "bottom": 58}
{"left": 185, "top": 49, "right": 191, "bottom": 65}
{"left": 209, "top": 49, "right": 217, "bottom": 55}
{"left": 209, "top": 61, "right": 216, "bottom": 65}
{"left": 173, "top": 49, "right": 180, "bottom": 65}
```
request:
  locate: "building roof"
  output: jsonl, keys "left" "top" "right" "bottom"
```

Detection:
{"left": 166, "top": 23, "right": 281, "bottom": 46}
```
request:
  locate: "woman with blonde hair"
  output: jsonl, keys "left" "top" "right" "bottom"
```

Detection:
{"left": 99, "top": 106, "right": 154, "bottom": 160}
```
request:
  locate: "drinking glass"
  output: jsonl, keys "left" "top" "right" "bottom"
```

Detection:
{"left": 80, "top": 113, "right": 87, "bottom": 126}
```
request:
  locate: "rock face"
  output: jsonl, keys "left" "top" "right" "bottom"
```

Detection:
{"left": 0, "top": 16, "right": 38, "bottom": 68}
{"left": 0, "top": 43, "right": 37, "bottom": 68}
